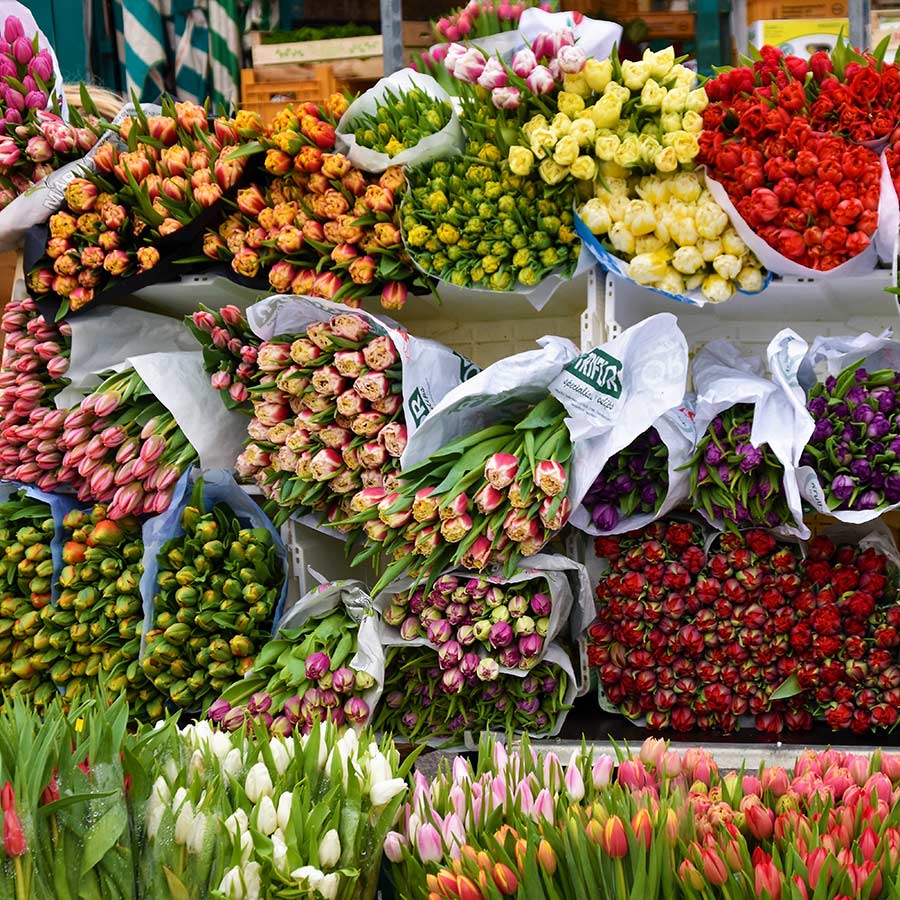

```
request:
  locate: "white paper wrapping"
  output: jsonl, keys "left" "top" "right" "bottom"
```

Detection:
{"left": 336, "top": 70, "right": 464, "bottom": 173}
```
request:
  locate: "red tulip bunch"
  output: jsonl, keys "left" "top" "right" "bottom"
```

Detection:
{"left": 588, "top": 519, "right": 900, "bottom": 734}
{"left": 0, "top": 296, "right": 70, "bottom": 490}
{"left": 700, "top": 44, "right": 883, "bottom": 271}
{"left": 26, "top": 100, "right": 256, "bottom": 315}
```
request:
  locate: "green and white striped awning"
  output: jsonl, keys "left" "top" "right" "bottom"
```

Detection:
{"left": 113, "top": 0, "right": 281, "bottom": 108}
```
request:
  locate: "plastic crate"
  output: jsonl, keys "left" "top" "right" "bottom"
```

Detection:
{"left": 240, "top": 66, "right": 338, "bottom": 127}
{"left": 586, "top": 268, "right": 900, "bottom": 356}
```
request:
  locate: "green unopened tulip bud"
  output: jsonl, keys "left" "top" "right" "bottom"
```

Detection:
{"left": 514, "top": 615, "right": 536, "bottom": 637}
{"left": 176, "top": 585, "right": 199, "bottom": 608}
{"left": 167, "top": 547, "right": 185, "bottom": 569}
{"left": 243, "top": 582, "right": 266, "bottom": 604}
{"left": 355, "top": 670, "right": 375, "bottom": 690}
{"left": 203, "top": 540, "right": 224, "bottom": 559}
{"left": 209, "top": 638, "right": 232, "bottom": 662}
{"left": 175, "top": 607, "right": 197, "bottom": 626}
{"left": 230, "top": 634, "right": 253, "bottom": 658}
{"left": 164, "top": 623, "right": 191, "bottom": 645}
{"left": 99, "top": 558, "right": 121, "bottom": 579}
{"left": 175, "top": 567, "right": 198, "bottom": 586}
{"left": 122, "top": 541, "right": 143, "bottom": 563}
{"left": 181, "top": 506, "right": 202, "bottom": 532}
{"left": 490, "top": 606, "right": 510, "bottom": 623}
{"left": 194, "top": 519, "right": 218, "bottom": 542}
{"left": 473, "top": 620, "right": 492, "bottom": 642}
{"left": 536, "top": 617, "right": 550, "bottom": 637}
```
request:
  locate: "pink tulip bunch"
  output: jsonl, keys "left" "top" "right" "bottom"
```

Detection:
{"left": 0, "top": 15, "right": 99, "bottom": 208}
{"left": 432, "top": 0, "right": 556, "bottom": 43}
{"left": 0, "top": 296, "right": 70, "bottom": 490}
{"left": 340, "top": 395, "right": 572, "bottom": 592}
{"left": 58, "top": 367, "right": 197, "bottom": 518}
{"left": 382, "top": 573, "right": 553, "bottom": 675}
{"left": 386, "top": 734, "right": 900, "bottom": 900}
{"left": 186, "top": 303, "right": 260, "bottom": 410}
{"left": 233, "top": 311, "right": 408, "bottom": 529}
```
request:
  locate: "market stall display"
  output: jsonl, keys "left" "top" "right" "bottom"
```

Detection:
{"left": 8, "top": 1, "right": 900, "bottom": 893}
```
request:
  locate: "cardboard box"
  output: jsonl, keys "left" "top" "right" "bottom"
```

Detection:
{"left": 250, "top": 33, "right": 383, "bottom": 67}
{"left": 747, "top": 0, "right": 847, "bottom": 22}
{"left": 747, "top": 19, "right": 848, "bottom": 58}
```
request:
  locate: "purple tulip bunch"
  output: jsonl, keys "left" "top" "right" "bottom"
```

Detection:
{"left": 214, "top": 608, "right": 377, "bottom": 735}
{"left": 0, "top": 15, "right": 99, "bottom": 207}
{"left": 685, "top": 403, "right": 793, "bottom": 529}
{"left": 382, "top": 573, "right": 553, "bottom": 683}
{"left": 801, "top": 363, "right": 900, "bottom": 512}
{"left": 374, "top": 645, "right": 570, "bottom": 743}
{"left": 582, "top": 426, "right": 668, "bottom": 531}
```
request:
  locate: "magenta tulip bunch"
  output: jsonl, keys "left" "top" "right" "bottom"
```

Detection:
{"left": 382, "top": 572, "right": 553, "bottom": 677}
{"left": 59, "top": 368, "right": 197, "bottom": 517}
{"left": 234, "top": 311, "right": 408, "bottom": 529}
{"left": 0, "top": 296, "right": 70, "bottom": 490}
{"left": 186, "top": 303, "right": 261, "bottom": 411}
{"left": 340, "top": 395, "right": 572, "bottom": 591}
{"left": 0, "top": 15, "right": 99, "bottom": 207}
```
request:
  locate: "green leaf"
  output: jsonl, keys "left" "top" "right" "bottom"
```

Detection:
{"left": 162, "top": 867, "right": 192, "bottom": 900}
{"left": 80, "top": 797, "right": 128, "bottom": 875}
{"left": 770, "top": 672, "right": 803, "bottom": 701}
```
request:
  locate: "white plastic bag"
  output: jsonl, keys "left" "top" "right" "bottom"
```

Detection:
{"left": 405, "top": 313, "right": 689, "bottom": 524}
{"left": 704, "top": 152, "right": 899, "bottom": 278}
{"left": 375, "top": 552, "right": 594, "bottom": 659}
{"left": 572, "top": 402, "right": 697, "bottom": 536}
{"left": 336, "top": 70, "right": 464, "bottom": 173}
{"left": 692, "top": 337, "right": 809, "bottom": 537}
{"left": 772, "top": 328, "right": 900, "bottom": 523}
{"left": 276, "top": 579, "right": 385, "bottom": 722}
{"left": 53, "top": 306, "right": 203, "bottom": 408}
{"left": 516, "top": 8, "right": 622, "bottom": 62}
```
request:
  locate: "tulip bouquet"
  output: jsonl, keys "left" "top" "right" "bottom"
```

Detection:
{"left": 509, "top": 45, "right": 705, "bottom": 186}
{"left": 581, "top": 426, "right": 667, "bottom": 531}
{"left": 0, "top": 490, "right": 58, "bottom": 709}
{"left": 139, "top": 718, "right": 409, "bottom": 900}
{"left": 386, "top": 732, "right": 900, "bottom": 900}
{"left": 35, "top": 506, "right": 164, "bottom": 720}
{"left": 402, "top": 140, "right": 579, "bottom": 291}
{"left": 375, "top": 645, "right": 572, "bottom": 743}
{"left": 341, "top": 395, "right": 573, "bottom": 590}
{"left": 141, "top": 477, "right": 286, "bottom": 711}
{"left": 234, "top": 310, "right": 409, "bottom": 528}
{"left": 0, "top": 296, "right": 70, "bottom": 490}
{"left": 0, "top": 694, "right": 139, "bottom": 900}
{"left": 186, "top": 303, "right": 262, "bottom": 411}
{"left": 801, "top": 361, "right": 900, "bottom": 513}
{"left": 0, "top": 15, "right": 101, "bottom": 208}
{"left": 381, "top": 571, "right": 561, "bottom": 674}
{"left": 589, "top": 519, "right": 900, "bottom": 734}
{"left": 431, "top": 0, "right": 556, "bottom": 43}
{"left": 59, "top": 366, "right": 198, "bottom": 517}
{"left": 213, "top": 605, "right": 379, "bottom": 734}
{"left": 700, "top": 45, "right": 884, "bottom": 272}
{"left": 685, "top": 403, "right": 793, "bottom": 529}
{"left": 345, "top": 86, "right": 453, "bottom": 158}
{"left": 26, "top": 98, "right": 254, "bottom": 316}
{"left": 578, "top": 172, "right": 765, "bottom": 302}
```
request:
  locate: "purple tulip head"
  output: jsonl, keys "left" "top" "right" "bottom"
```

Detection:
{"left": 507, "top": 594, "right": 528, "bottom": 618}
{"left": 868, "top": 414, "right": 891, "bottom": 439}
{"left": 385, "top": 691, "right": 404, "bottom": 709}
{"left": 845, "top": 385, "right": 867, "bottom": 405}
{"left": 835, "top": 443, "right": 853, "bottom": 466}
{"left": 304, "top": 651, "right": 331, "bottom": 680}
{"left": 857, "top": 490, "right": 881, "bottom": 511}
{"left": 717, "top": 462, "right": 732, "bottom": 483}
{"left": 830, "top": 474, "right": 855, "bottom": 501}
{"left": 489, "top": 620, "right": 514, "bottom": 649}
{"left": 543, "top": 675, "right": 559, "bottom": 694}
{"left": 332, "top": 667, "right": 356, "bottom": 694}
{"left": 807, "top": 395, "right": 827, "bottom": 417}
{"left": 852, "top": 404, "right": 876, "bottom": 425}
{"left": 408, "top": 589, "right": 426, "bottom": 615}
{"left": 440, "top": 667, "right": 465, "bottom": 694}
{"left": 445, "top": 602, "right": 469, "bottom": 626}
{"left": 885, "top": 475, "right": 900, "bottom": 503}
{"left": 401, "top": 710, "right": 418, "bottom": 731}
{"left": 457, "top": 624, "right": 476, "bottom": 646}
{"left": 704, "top": 443, "right": 723, "bottom": 465}
{"left": 343, "top": 696, "right": 370, "bottom": 724}
{"left": 282, "top": 695, "right": 303, "bottom": 724}
{"left": 640, "top": 483, "right": 659, "bottom": 507}
{"left": 327, "top": 707, "right": 346, "bottom": 727}
{"left": 460, "top": 652, "right": 480, "bottom": 677}
{"left": 433, "top": 574, "right": 459, "bottom": 593}
{"left": 812, "top": 419, "right": 834, "bottom": 442}
{"left": 591, "top": 502, "right": 618, "bottom": 531}
{"left": 530, "top": 592, "right": 552, "bottom": 617}
{"left": 476, "top": 658, "right": 500, "bottom": 682}
{"left": 247, "top": 691, "right": 272, "bottom": 715}
{"left": 207, "top": 698, "right": 231, "bottom": 723}
{"left": 872, "top": 387, "right": 897, "bottom": 414}
{"left": 222, "top": 707, "right": 246, "bottom": 731}
{"left": 427, "top": 619, "right": 452, "bottom": 645}
{"left": 466, "top": 577, "right": 490, "bottom": 598}
{"left": 519, "top": 633, "right": 544, "bottom": 659}
{"left": 270, "top": 716, "right": 293, "bottom": 737}
{"left": 400, "top": 616, "right": 421, "bottom": 641}
{"left": 850, "top": 458, "right": 872, "bottom": 482}
{"left": 499, "top": 646, "right": 521, "bottom": 669}
{"left": 438, "top": 639, "right": 463, "bottom": 670}
{"left": 517, "top": 697, "right": 540, "bottom": 715}
{"left": 855, "top": 367, "right": 869, "bottom": 383}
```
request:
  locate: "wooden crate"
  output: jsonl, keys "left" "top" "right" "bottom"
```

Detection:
{"left": 747, "top": 0, "right": 848, "bottom": 19}
{"left": 240, "top": 67, "right": 338, "bottom": 126}
{"left": 805, "top": 510, "right": 900, "bottom": 551}
{"left": 250, "top": 31, "right": 383, "bottom": 67}
{"left": 403, "top": 19, "right": 435, "bottom": 65}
